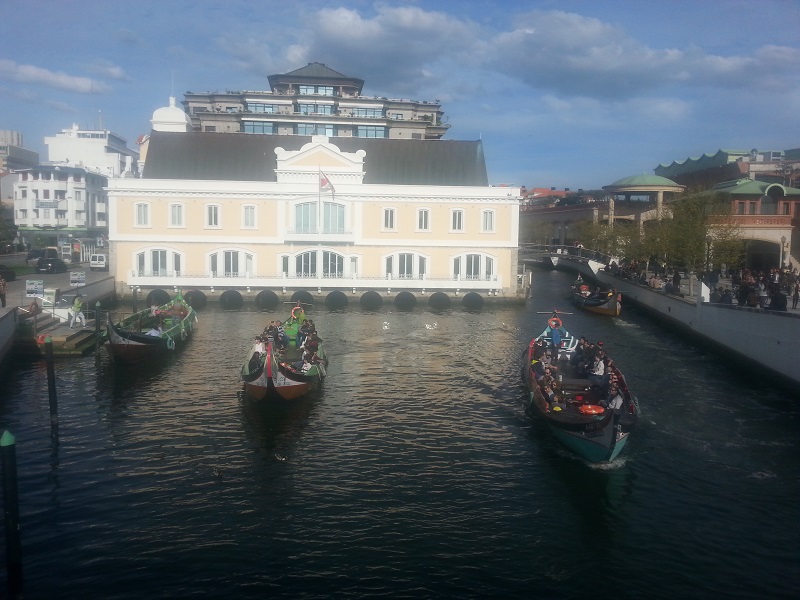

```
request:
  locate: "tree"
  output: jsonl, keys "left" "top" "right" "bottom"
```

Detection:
{"left": 0, "top": 214, "right": 18, "bottom": 245}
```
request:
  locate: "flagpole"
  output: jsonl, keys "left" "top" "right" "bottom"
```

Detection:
{"left": 317, "top": 167, "right": 322, "bottom": 234}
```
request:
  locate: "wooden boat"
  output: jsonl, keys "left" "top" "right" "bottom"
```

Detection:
{"left": 240, "top": 306, "right": 328, "bottom": 400}
{"left": 571, "top": 278, "right": 622, "bottom": 316}
{"left": 521, "top": 311, "right": 639, "bottom": 463}
{"left": 106, "top": 292, "right": 198, "bottom": 363}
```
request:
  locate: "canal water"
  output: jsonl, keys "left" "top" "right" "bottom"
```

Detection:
{"left": 0, "top": 269, "right": 797, "bottom": 599}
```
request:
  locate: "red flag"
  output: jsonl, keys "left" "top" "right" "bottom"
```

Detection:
{"left": 320, "top": 172, "right": 335, "bottom": 194}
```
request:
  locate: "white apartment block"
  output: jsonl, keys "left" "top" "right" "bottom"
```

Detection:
{"left": 45, "top": 124, "right": 139, "bottom": 178}
{"left": 14, "top": 165, "right": 108, "bottom": 261}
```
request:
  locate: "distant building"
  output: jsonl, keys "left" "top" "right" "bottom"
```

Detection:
{"left": 655, "top": 148, "right": 800, "bottom": 189}
{"left": 0, "top": 130, "right": 39, "bottom": 173}
{"left": 45, "top": 124, "right": 139, "bottom": 178}
{"left": 182, "top": 62, "right": 450, "bottom": 141}
{"left": 13, "top": 165, "right": 108, "bottom": 261}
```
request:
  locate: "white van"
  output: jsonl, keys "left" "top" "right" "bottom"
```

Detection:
{"left": 89, "top": 254, "right": 108, "bottom": 271}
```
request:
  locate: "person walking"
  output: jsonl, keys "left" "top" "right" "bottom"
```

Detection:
{"left": 0, "top": 274, "right": 6, "bottom": 308}
{"left": 69, "top": 294, "right": 86, "bottom": 329}
{"left": 792, "top": 281, "right": 799, "bottom": 310}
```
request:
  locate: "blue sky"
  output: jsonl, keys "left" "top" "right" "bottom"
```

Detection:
{"left": 2, "top": 0, "right": 798, "bottom": 190}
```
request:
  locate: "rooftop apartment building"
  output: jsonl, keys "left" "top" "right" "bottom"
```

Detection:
{"left": 45, "top": 124, "right": 139, "bottom": 178}
{"left": 182, "top": 62, "right": 449, "bottom": 141}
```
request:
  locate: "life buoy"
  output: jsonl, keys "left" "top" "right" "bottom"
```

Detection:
{"left": 166, "top": 337, "right": 175, "bottom": 350}
{"left": 291, "top": 306, "right": 302, "bottom": 320}
{"left": 37, "top": 334, "right": 47, "bottom": 345}
{"left": 548, "top": 317, "right": 562, "bottom": 329}
{"left": 579, "top": 404, "right": 604, "bottom": 415}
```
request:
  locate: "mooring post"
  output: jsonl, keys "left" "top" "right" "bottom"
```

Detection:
{"left": 95, "top": 301, "right": 101, "bottom": 355}
{"left": 45, "top": 337, "right": 58, "bottom": 423}
{"left": 1, "top": 430, "right": 24, "bottom": 599}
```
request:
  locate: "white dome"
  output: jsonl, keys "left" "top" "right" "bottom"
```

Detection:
{"left": 151, "top": 97, "right": 191, "bottom": 132}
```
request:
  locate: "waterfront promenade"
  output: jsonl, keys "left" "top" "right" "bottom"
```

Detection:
{"left": 524, "top": 252, "right": 800, "bottom": 390}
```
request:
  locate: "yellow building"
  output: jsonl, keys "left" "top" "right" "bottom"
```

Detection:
{"left": 107, "top": 131, "right": 521, "bottom": 308}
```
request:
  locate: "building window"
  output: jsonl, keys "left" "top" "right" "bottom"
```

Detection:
{"left": 399, "top": 253, "right": 414, "bottom": 279}
{"left": 242, "top": 205, "right": 256, "bottom": 228}
{"left": 206, "top": 204, "right": 220, "bottom": 228}
{"left": 135, "top": 202, "right": 150, "bottom": 227}
{"left": 296, "top": 251, "right": 316, "bottom": 277}
{"left": 417, "top": 208, "right": 430, "bottom": 231}
{"left": 247, "top": 103, "right": 278, "bottom": 113}
{"left": 299, "top": 85, "right": 333, "bottom": 96}
{"left": 323, "top": 202, "right": 345, "bottom": 234}
{"left": 481, "top": 210, "right": 495, "bottom": 233}
{"left": 204, "top": 126, "right": 217, "bottom": 132}
{"left": 299, "top": 103, "right": 333, "bottom": 115}
{"left": 419, "top": 256, "right": 426, "bottom": 278}
{"left": 749, "top": 202, "right": 756, "bottom": 215}
{"left": 224, "top": 251, "right": 239, "bottom": 277}
{"left": 75, "top": 191, "right": 81, "bottom": 202}
{"left": 152, "top": 250, "right": 167, "bottom": 276}
{"left": 297, "top": 123, "right": 334, "bottom": 136}
{"left": 782, "top": 203, "right": 790, "bottom": 215}
{"left": 136, "top": 252, "right": 145, "bottom": 275}
{"left": 243, "top": 121, "right": 275, "bottom": 134}
{"left": 169, "top": 203, "right": 184, "bottom": 227}
{"left": 281, "top": 256, "right": 289, "bottom": 276}
{"left": 737, "top": 202, "right": 745, "bottom": 215}
{"left": 295, "top": 202, "right": 317, "bottom": 233}
{"left": 451, "top": 209, "right": 464, "bottom": 232}
{"left": 322, "top": 251, "right": 344, "bottom": 277}
{"left": 357, "top": 125, "right": 387, "bottom": 138}
{"left": 353, "top": 108, "right": 383, "bottom": 118}
{"left": 383, "top": 208, "right": 396, "bottom": 231}
{"left": 385, "top": 256, "right": 393, "bottom": 278}
{"left": 453, "top": 253, "right": 495, "bottom": 280}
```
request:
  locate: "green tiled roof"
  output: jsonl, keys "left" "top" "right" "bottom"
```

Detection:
{"left": 604, "top": 174, "right": 682, "bottom": 188}
{"left": 712, "top": 178, "right": 800, "bottom": 196}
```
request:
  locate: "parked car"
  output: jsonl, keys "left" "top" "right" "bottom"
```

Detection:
{"left": 89, "top": 254, "right": 108, "bottom": 271}
{"left": 0, "top": 264, "right": 16, "bottom": 281}
{"left": 27, "top": 248, "right": 58, "bottom": 262}
{"left": 35, "top": 257, "right": 68, "bottom": 274}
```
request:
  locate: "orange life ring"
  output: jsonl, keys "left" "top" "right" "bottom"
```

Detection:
{"left": 579, "top": 404, "right": 605, "bottom": 415}
{"left": 548, "top": 317, "right": 562, "bottom": 329}
{"left": 291, "top": 306, "right": 302, "bottom": 319}
{"left": 37, "top": 334, "right": 47, "bottom": 345}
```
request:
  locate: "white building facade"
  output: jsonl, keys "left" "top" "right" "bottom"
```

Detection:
{"left": 107, "top": 132, "right": 522, "bottom": 308}
{"left": 45, "top": 124, "right": 139, "bottom": 178}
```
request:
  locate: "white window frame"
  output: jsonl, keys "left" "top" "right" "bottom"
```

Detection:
{"left": 481, "top": 209, "right": 495, "bottom": 233}
{"left": 206, "top": 203, "right": 221, "bottom": 229}
{"left": 242, "top": 204, "right": 256, "bottom": 229}
{"left": 417, "top": 208, "right": 430, "bottom": 232}
{"left": 134, "top": 202, "right": 150, "bottom": 227}
{"left": 383, "top": 207, "right": 396, "bottom": 231}
{"left": 450, "top": 209, "right": 464, "bottom": 232}
{"left": 169, "top": 203, "right": 184, "bottom": 228}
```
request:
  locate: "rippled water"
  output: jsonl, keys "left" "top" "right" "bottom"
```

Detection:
{"left": 1, "top": 270, "right": 797, "bottom": 599}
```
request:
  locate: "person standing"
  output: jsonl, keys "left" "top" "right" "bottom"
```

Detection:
{"left": 0, "top": 275, "right": 6, "bottom": 308}
{"left": 792, "top": 281, "right": 799, "bottom": 310}
{"left": 69, "top": 294, "right": 86, "bottom": 329}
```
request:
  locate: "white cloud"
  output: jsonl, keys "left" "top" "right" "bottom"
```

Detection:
{"left": 0, "top": 59, "right": 109, "bottom": 93}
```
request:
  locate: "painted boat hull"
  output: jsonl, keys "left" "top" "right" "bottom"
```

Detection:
{"left": 522, "top": 315, "right": 639, "bottom": 463}
{"left": 106, "top": 296, "right": 198, "bottom": 364}
{"left": 571, "top": 287, "right": 622, "bottom": 316}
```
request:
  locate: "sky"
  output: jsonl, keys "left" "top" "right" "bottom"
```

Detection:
{"left": 2, "top": 0, "right": 799, "bottom": 190}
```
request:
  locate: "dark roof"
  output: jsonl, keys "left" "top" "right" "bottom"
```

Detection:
{"left": 268, "top": 62, "right": 364, "bottom": 93}
{"left": 143, "top": 132, "right": 488, "bottom": 186}
{"left": 284, "top": 62, "right": 352, "bottom": 80}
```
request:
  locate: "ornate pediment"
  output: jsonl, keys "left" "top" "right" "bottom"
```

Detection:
{"left": 274, "top": 136, "right": 365, "bottom": 185}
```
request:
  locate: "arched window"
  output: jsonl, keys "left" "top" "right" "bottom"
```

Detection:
{"left": 208, "top": 249, "right": 254, "bottom": 277}
{"left": 383, "top": 251, "right": 428, "bottom": 279}
{"left": 452, "top": 252, "right": 495, "bottom": 280}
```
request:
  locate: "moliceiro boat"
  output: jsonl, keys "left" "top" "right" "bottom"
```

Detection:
{"left": 522, "top": 311, "right": 639, "bottom": 462}
{"left": 241, "top": 303, "right": 328, "bottom": 400}
{"left": 106, "top": 292, "right": 198, "bottom": 363}
{"left": 571, "top": 277, "right": 622, "bottom": 316}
